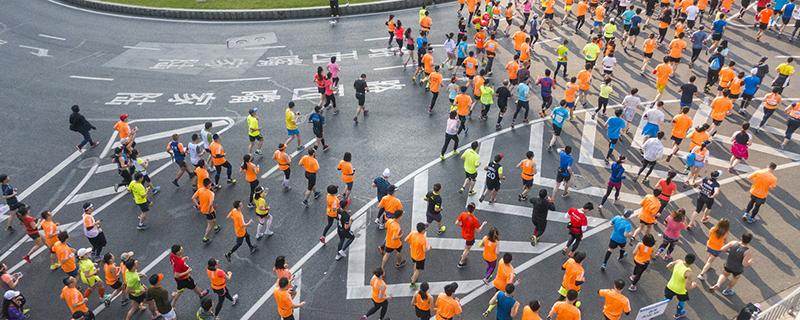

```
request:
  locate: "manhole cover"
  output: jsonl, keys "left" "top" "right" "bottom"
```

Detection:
{"left": 78, "top": 157, "right": 100, "bottom": 169}
{"left": 226, "top": 32, "right": 277, "bottom": 49}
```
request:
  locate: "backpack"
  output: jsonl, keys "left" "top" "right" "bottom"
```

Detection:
{"left": 736, "top": 303, "right": 760, "bottom": 320}
{"left": 709, "top": 55, "right": 721, "bottom": 71}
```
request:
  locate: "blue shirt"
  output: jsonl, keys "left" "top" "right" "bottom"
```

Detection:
{"left": 496, "top": 291, "right": 516, "bottom": 320}
{"left": 168, "top": 141, "right": 185, "bottom": 162}
{"left": 416, "top": 36, "right": 427, "bottom": 50}
{"left": 782, "top": 3, "right": 795, "bottom": 17}
{"left": 743, "top": 75, "right": 761, "bottom": 95}
{"left": 309, "top": 113, "right": 325, "bottom": 134}
{"left": 712, "top": 20, "right": 727, "bottom": 34}
{"left": 457, "top": 42, "right": 468, "bottom": 58}
{"left": 774, "top": 0, "right": 789, "bottom": 10}
{"left": 609, "top": 162, "right": 626, "bottom": 183}
{"left": 558, "top": 150, "right": 573, "bottom": 172}
{"left": 630, "top": 15, "right": 643, "bottom": 29}
{"left": 606, "top": 117, "right": 625, "bottom": 139}
{"left": 517, "top": 83, "right": 530, "bottom": 102}
{"left": 551, "top": 107, "right": 569, "bottom": 128}
{"left": 610, "top": 216, "right": 633, "bottom": 244}
{"left": 537, "top": 77, "right": 554, "bottom": 97}
{"left": 622, "top": 10, "right": 636, "bottom": 25}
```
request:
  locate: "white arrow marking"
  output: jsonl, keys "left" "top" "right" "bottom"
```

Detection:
{"left": 530, "top": 122, "right": 544, "bottom": 181}
{"left": 18, "top": 45, "right": 51, "bottom": 57}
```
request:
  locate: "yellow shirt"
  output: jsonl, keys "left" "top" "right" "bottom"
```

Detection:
{"left": 285, "top": 108, "right": 297, "bottom": 130}
{"left": 247, "top": 115, "right": 260, "bottom": 137}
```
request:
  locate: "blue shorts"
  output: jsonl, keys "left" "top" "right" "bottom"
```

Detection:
{"left": 566, "top": 102, "right": 575, "bottom": 109}
{"left": 642, "top": 122, "right": 660, "bottom": 137}
{"left": 707, "top": 247, "right": 721, "bottom": 257}
{"left": 287, "top": 129, "right": 300, "bottom": 136}
{"left": 594, "top": 21, "right": 604, "bottom": 27}
{"left": 679, "top": 101, "right": 692, "bottom": 108}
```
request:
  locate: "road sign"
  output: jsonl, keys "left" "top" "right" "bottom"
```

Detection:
{"left": 635, "top": 300, "right": 670, "bottom": 320}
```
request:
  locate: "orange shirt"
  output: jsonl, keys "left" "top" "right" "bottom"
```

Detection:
{"left": 474, "top": 31, "right": 486, "bottom": 49}
{"left": 405, "top": 231, "right": 428, "bottom": 261}
{"left": 421, "top": 16, "right": 432, "bottom": 31}
{"left": 42, "top": 220, "right": 59, "bottom": 247}
{"left": 698, "top": 0, "right": 708, "bottom": 9}
{"left": 208, "top": 141, "right": 226, "bottom": 166}
{"left": 513, "top": 31, "right": 527, "bottom": 51}
{"left": 370, "top": 275, "right": 386, "bottom": 303}
{"left": 718, "top": 67, "right": 735, "bottom": 87}
{"left": 655, "top": 63, "right": 673, "bottom": 86}
{"left": 550, "top": 301, "right": 581, "bottom": 320}
{"left": 429, "top": 72, "right": 443, "bottom": 93}
{"left": 436, "top": 293, "right": 463, "bottom": 319}
{"left": 103, "top": 263, "right": 119, "bottom": 285}
{"left": 493, "top": 258, "right": 514, "bottom": 291}
{"left": 273, "top": 150, "right": 291, "bottom": 171}
{"left": 385, "top": 218, "right": 402, "bottom": 249}
{"left": 482, "top": 236, "right": 498, "bottom": 262}
{"left": 576, "top": 1, "right": 589, "bottom": 16}
{"left": 671, "top": 114, "right": 693, "bottom": 138}
{"left": 455, "top": 94, "right": 473, "bottom": 116}
{"left": 707, "top": 227, "right": 727, "bottom": 250}
{"left": 463, "top": 57, "right": 479, "bottom": 76}
{"left": 60, "top": 286, "right": 88, "bottom": 314}
{"left": 505, "top": 6, "right": 514, "bottom": 18}
{"left": 639, "top": 194, "right": 661, "bottom": 223}
{"left": 545, "top": 0, "right": 556, "bottom": 13}
{"left": 595, "top": 5, "right": 605, "bottom": 21}
{"left": 54, "top": 241, "right": 76, "bottom": 273}
{"left": 758, "top": 8, "right": 773, "bottom": 24}
{"left": 577, "top": 70, "right": 592, "bottom": 90}
{"left": 195, "top": 167, "right": 209, "bottom": 191}
{"left": 506, "top": 61, "right": 520, "bottom": 80}
{"left": 749, "top": 168, "right": 777, "bottom": 199}
{"left": 378, "top": 195, "right": 403, "bottom": 214}
{"left": 710, "top": 96, "right": 733, "bottom": 121}
{"left": 688, "top": 130, "right": 710, "bottom": 151}
{"left": 298, "top": 155, "right": 319, "bottom": 173}
{"left": 729, "top": 77, "right": 743, "bottom": 95}
{"left": 675, "top": 23, "right": 686, "bottom": 36}
{"left": 387, "top": 19, "right": 395, "bottom": 32}
{"left": 337, "top": 160, "right": 354, "bottom": 183}
{"left": 474, "top": 76, "right": 486, "bottom": 96}
{"left": 522, "top": 305, "right": 542, "bottom": 320}
{"left": 466, "top": 0, "right": 478, "bottom": 12}
{"left": 643, "top": 38, "right": 657, "bottom": 54}
{"left": 669, "top": 39, "right": 686, "bottom": 58}
{"left": 275, "top": 287, "right": 294, "bottom": 317}
{"left": 634, "top": 243, "right": 654, "bottom": 264}
{"left": 486, "top": 39, "right": 499, "bottom": 56}
{"left": 207, "top": 268, "right": 226, "bottom": 290}
{"left": 194, "top": 187, "right": 215, "bottom": 214}
{"left": 275, "top": 268, "right": 293, "bottom": 289}
{"left": 326, "top": 194, "right": 340, "bottom": 218}
{"left": 423, "top": 53, "right": 434, "bottom": 74}
{"left": 598, "top": 289, "right": 632, "bottom": 320}
{"left": 243, "top": 162, "right": 259, "bottom": 183}
{"left": 227, "top": 208, "right": 246, "bottom": 238}
{"left": 114, "top": 121, "right": 130, "bottom": 139}
{"left": 565, "top": 83, "right": 579, "bottom": 102}
{"left": 561, "top": 258, "right": 584, "bottom": 291}
{"left": 520, "top": 42, "right": 531, "bottom": 62}
{"left": 520, "top": 159, "right": 535, "bottom": 180}
{"left": 764, "top": 92, "right": 782, "bottom": 110}
{"left": 414, "top": 292, "right": 432, "bottom": 311}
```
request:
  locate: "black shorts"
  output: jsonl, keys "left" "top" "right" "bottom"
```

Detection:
{"left": 314, "top": 130, "right": 323, "bottom": 138}
{"left": 711, "top": 32, "right": 722, "bottom": 41}
{"left": 456, "top": 57, "right": 465, "bottom": 67}
{"left": 305, "top": 172, "right": 317, "bottom": 190}
{"left": 213, "top": 288, "right": 228, "bottom": 297}
{"left": 644, "top": 52, "right": 654, "bottom": 58}
{"left": 552, "top": 124, "right": 563, "bottom": 136}
{"left": 759, "top": 22, "right": 768, "bottom": 30}
{"left": 671, "top": 136, "right": 684, "bottom": 144}
{"left": 465, "top": 239, "right": 476, "bottom": 246}
{"left": 723, "top": 266, "right": 743, "bottom": 277}
{"left": 174, "top": 160, "right": 188, "bottom": 170}
{"left": 639, "top": 219, "right": 655, "bottom": 226}
{"left": 346, "top": 182, "right": 354, "bottom": 190}
{"left": 695, "top": 195, "right": 714, "bottom": 212}
{"left": 382, "top": 244, "right": 402, "bottom": 253}
{"left": 608, "top": 239, "right": 626, "bottom": 249}
{"left": 465, "top": 171, "right": 478, "bottom": 181}
{"left": 28, "top": 232, "right": 40, "bottom": 240}
{"left": 585, "top": 59, "right": 597, "bottom": 69}
{"left": 630, "top": 27, "right": 641, "bottom": 36}
{"left": 486, "top": 180, "right": 501, "bottom": 191}
{"left": 407, "top": 44, "right": 415, "bottom": 51}
{"left": 137, "top": 201, "right": 151, "bottom": 213}
{"left": 7, "top": 202, "right": 22, "bottom": 211}
{"left": 426, "top": 213, "right": 442, "bottom": 223}
{"left": 623, "top": 24, "right": 631, "bottom": 31}
{"left": 129, "top": 293, "right": 146, "bottom": 304}
{"left": 109, "top": 280, "right": 122, "bottom": 290}
{"left": 545, "top": 12, "right": 555, "bottom": 19}
{"left": 413, "top": 258, "right": 426, "bottom": 270}
{"left": 556, "top": 171, "right": 571, "bottom": 183}
{"left": 317, "top": 87, "right": 326, "bottom": 94}
{"left": 742, "top": 93, "right": 754, "bottom": 100}
{"left": 356, "top": 93, "right": 366, "bottom": 106}
{"left": 248, "top": 135, "right": 263, "bottom": 142}
{"left": 282, "top": 168, "right": 291, "bottom": 179}
{"left": 664, "top": 286, "right": 689, "bottom": 301}
{"left": 712, "top": 119, "right": 723, "bottom": 126}
{"left": 415, "top": 307, "right": 432, "bottom": 318}
{"left": 205, "top": 211, "right": 217, "bottom": 221}
{"left": 176, "top": 277, "right": 197, "bottom": 291}
{"left": 669, "top": 56, "right": 681, "bottom": 63}
{"left": 730, "top": 93, "right": 740, "bottom": 99}
{"left": 609, "top": 138, "right": 619, "bottom": 145}
{"left": 522, "top": 178, "right": 533, "bottom": 187}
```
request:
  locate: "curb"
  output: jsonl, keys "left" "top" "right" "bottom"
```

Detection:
{"left": 57, "top": 0, "right": 454, "bottom": 21}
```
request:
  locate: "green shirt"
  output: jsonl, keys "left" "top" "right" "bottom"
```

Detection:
{"left": 599, "top": 84, "right": 613, "bottom": 99}
{"left": 128, "top": 181, "right": 147, "bottom": 204}
{"left": 247, "top": 115, "right": 260, "bottom": 137}
{"left": 480, "top": 85, "right": 495, "bottom": 105}
{"left": 124, "top": 270, "right": 145, "bottom": 296}
{"left": 666, "top": 262, "right": 689, "bottom": 295}
{"left": 556, "top": 45, "right": 569, "bottom": 63}
{"left": 603, "top": 24, "right": 617, "bottom": 38}
{"left": 583, "top": 43, "right": 600, "bottom": 61}
{"left": 461, "top": 149, "right": 481, "bottom": 174}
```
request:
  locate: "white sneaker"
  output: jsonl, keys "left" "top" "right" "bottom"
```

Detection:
{"left": 338, "top": 250, "right": 347, "bottom": 258}
{"left": 231, "top": 294, "right": 239, "bottom": 305}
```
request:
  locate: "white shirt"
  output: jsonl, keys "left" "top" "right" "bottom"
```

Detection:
{"left": 187, "top": 142, "right": 204, "bottom": 165}
{"left": 444, "top": 39, "right": 456, "bottom": 54}
{"left": 642, "top": 137, "right": 664, "bottom": 162}
{"left": 199, "top": 128, "right": 213, "bottom": 149}
{"left": 686, "top": 6, "right": 700, "bottom": 20}
{"left": 445, "top": 118, "right": 460, "bottom": 135}
{"left": 793, "top": 6, "right": 800, "bottom": 20}
{"left": 619, "top": 0, "right": 632, "bottom": 7}
{"left": 643, "top": 108, "right": 665, "bottom": 125}
{"left": 602, "top": 56, "right": 617, "bottom": 71}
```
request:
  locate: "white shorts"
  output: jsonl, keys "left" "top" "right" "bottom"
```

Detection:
{"left": 161, "top": 309, "right": 177, "bottom": 320}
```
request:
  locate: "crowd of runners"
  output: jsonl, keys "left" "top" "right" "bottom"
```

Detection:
{"left": 1, "top": 0, "right": 799, "bottom": 319}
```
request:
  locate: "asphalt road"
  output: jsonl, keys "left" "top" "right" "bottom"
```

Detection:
{"left": 0, "top": 0, "right": 799, "bottom": 319}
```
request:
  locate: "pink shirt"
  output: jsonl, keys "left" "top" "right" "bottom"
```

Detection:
{"left": 663, "top": 215, "right": 686, "bottom": 239}
{"left": 523, "top": 1, "right": 533, "bottom": 13}
{"left": 324, "top": 79, "right": 335, "bottom": 96}
{"left": 327, "top": 62, "right": 340, "bottom": 78}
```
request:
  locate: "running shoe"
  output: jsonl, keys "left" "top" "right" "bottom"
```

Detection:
{"left": 438, "top": 225, "right": 446, "bottom": 233}
{"left": 249, "top": 246, "right": 258, "bottom": 254}
{"left": 313, "top": 191, "right": 321, "bottom": 199}
{"left": 231, "top": 294, "right": 239, "bottom": 305}
{"left": 22, "top": 255, "right": 30, "bottom": 263}
{"left": 319, "top": 236, "right": 326, "bottom": 244}
{"left": 213, "top": 225, "right": 221, "bottom": 233}
{"left": 172, "top": 179, "right": 179, "bottom": 187}
{"left": 49, "top": 263, "right": 61, "bottom": 271}
{"left": 468, "top": 190, "right": 476, "bottom": 196}
{"left": 628, "top": 284, "right": 638, "bottom": 292}
{"left": 721, "top": 289, "right": 735, "bottom": 296}
{"left": 137, "top": 224, "right": 149, "bottom": 230}
{"left": 224, "top": 252, "right": 232, "bottom": 262}
{"left": 600, "top": 263, "right": 607, "bottom": 271}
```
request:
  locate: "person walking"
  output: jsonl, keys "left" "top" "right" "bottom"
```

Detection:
{"left": 69, "top": 105, "right": 98, "bottom": 152}
{"left": 354, "top": 74, "right": 370, "bottom": 123}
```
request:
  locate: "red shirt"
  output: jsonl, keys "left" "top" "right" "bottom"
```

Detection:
{"left": 22, "top": 216, "right": 37, "bottom": 236}
{"left": 457, "top": 212, "right": 480, "bottom": 241}
{"left": 567, "top": 208, "right": 588, "bottom": 235}
{"left": 169, "top": 253, "right": 190, "bottom": 280}
{"left": 657, "top": 179, "right": 677, "bottom": 201}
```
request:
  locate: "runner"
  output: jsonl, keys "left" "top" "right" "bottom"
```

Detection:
{"left": 755, "top": 87, "right": 784, "bottom": 129}
{"left": 165, "top": 134, "right": 191, "bottom": 188}
{"left": 600, "top": 156, "right": 627, "bottom": 208}
{"left": 666, "top": 107, "right": 693, "bottom": 162}
{"left": 424, "top": 183, "right": 445, "bottom": 233}
{"left": 456, "top": 203, "right": 487, "bottom": 268}
{"left": 631, "top": 189, "right": 663, "bottom": 240}
{"left": 224, "top": 201, "right": 258, "bottom": 262}
{"left": 604, "top": 109, "right": 626, "bottom": 161}
{"left": 335, "top": 207, "right": 355, "bottom": 261}
{"left": 710, "top": 232, "right": 754, "bottom": 296}
{"left": 639, "top": 33, "right": 658, "bottom": 74}
{"left": 455, "top": 86, "right": 473, "bottom": 135}
{"left": 582, "top": 38, "right": 601, "bottom": 74}
{"left": 530, "top": 189, "right": 556, "bottom": 246}
{"left": 772, "top": 57, "right": 794, "bottom": 94}
{"left": 727, "top": 123, "right": 752, "bottom": 173}
{"left": 76, "top": 248, "right": 106, "bottom": 305}
{"left": 698, "top": 218, "right": 730, "bottom": 280}
{"left": 635, "top": 131, "right": 665, "bottom": 182}
{"left": 41, "top": 211, "right": 61, "bottom": 270}
{"left": 360, "top": 268, "right": 389, "bottom": 320}
{"left": 657, "top": 209, "right": 688, "bottom": 260}
{"left": 620, "top": 88, "right": 641, "bottom": 136}
{"left": 299, "top": 149, "right": 321, "bottom": 208}
{"left": 111, "top": 147, "right": 133, "bottom": 192}
{"left": 598, "top": 279, "right": 632, "bottom": 318}
{"left": 548, "top": 102, "right": 571, "bottom": 151}
{"left": 412, "top": 282, "right": 432, "bottom": 320}
{"left": 495, "top": 80, "right": 512, "bottom": 130}
{"left": 782, "top": 102, "right": 800, "bottom": 149}
{"left": 320, "top": 185, "right": 341, "bottom": 245}
{"left": 704, "top": 48, "right": 726, "bottom": 93}
{"left": 129, "top": 149, "right": 160, "bottom": 195}
{"left": 327, "top": 56, "right": 341, "bottom": 87}
{"left": 436, "top": 282, "right": 463, "bottom": 320}
{"left": 323, "top": 72, "right": 338, "bottom": 114}
{"left": 521, "top": 300, "right": 542, "bottom": 319}
{"left": 273, "top": 256, "right": 296, "bottom": 298}
{"left": 688, "top": 169, "right": 720, "bottom": 229}
{"left": 102, "top": 253, "right": 125, "bottom": 307}
{"left": 516, "top": 151, "right": 537, "bottom": 201}
{"left": 314, "top": 66, "right": 326, "bottom": 107}
{"left": 739, "top": 70, "right": 762, "bottom": 113}
{"left": 274, "top": 144, "right": 292, "bottom": 190}
{"left": 755, "top": 6, "right": 773, "bottom": 41}
{"left": 492, "top": 253, "right": 516, "bottom": 296}
{"left": 199, "top": 122, "right": 215, "bottom": 170}
{"left": 656, "top": 171, "right": 679, "bottom": 215}
{"left": 386, "top": 15, "right": 396, "bottom": 48}
{"left": 652, "top": 57, "right": 674, "bottom": 104}
{"left": 548, "top": 290, "right": 581, "bottom": 319}
{"left": 191, "top": 178, "right": 220, "bottom": 243}
{"left": 127, "top": 173, "right": 151, "bottom": 231}
{"left": 601, "top": 209, "right": 634, "bottom": 271}
{"left": 241, "top": 154, "right": 260, "bottom": 208}
{"left": 243, "top": 108, "right": 264, "bottom": 155}
{"left": 708, "top": 90, "right": 734, "bottom": 136}
{"left": 486, "top": 283, "right": 521, "bottom": 319}
{"left": 428, "top": 65, "right": 444, "bottom": 113}
{"left": 552, "top": 146, "right": 574, "bottom": 199}
{"left": 576, "top": 64, "right": 593, "bottom": 110}
{"left": 186, "top": 134, "right": 204, "bottom": 188}
{"left": 481, "top": 227, "right": 500, "bottom": 284}
{"left": 564, "top": 204, "right": 592, "bottom": 256}
{"left": 60, "top": 276, "right": 93, "bottom": 320}
{"left": 53, "top": 231, "right": 78, "bottom": 277}
{"left": 380, "top": 209, "right": 406, "bottom": 270}
{"left": 593, "top": 77, "right": 614, "bottom": 118}
{"left": 460, "top": 141, "right": 481, "bottom": 195}
{"left": 558, "top": 252, "right": 586, "bottom": 300}
{"left": 354, "top": 74, "right": 369, "bottom": 123}
{"left": 405, "top": 222, "right": 430, "bottom": 287}
{"left": 168, "top": 244, "right": 208, "bottom": 307}
{"left": 627, "top": 234, "right": 656, "bottom": 291}
{"left": 377, "top": 185, "right": 402, "bottom": 230}
{"left": 206, "top": 258, "right": 238, "bottom": 317}
{"left": 663, "top": 254, "right": 698, "bottom": 318}
{"left": 80, "top": 203, "right": 105, "bottom": 261}
{"left": 575, "top": 0, "right": 589, "bottom": 31}
{"left": 479, "top": 154, "right": 505, "bottom": 203}
{"left": 285, "top": 102, "right": 303, "bottom": 151}
{"left": 624, "top": 8, "right": 644, "bottom": 50}
{"left": 511, "top": 78, "right": 531, "bottom": 127}
{"left": 742, "top": 162, "right": 778, "bottom": 223}
{"left": 479, "top": 75, "right": 496, "bottom": 121}
{"left": 114, "top": 114, "right": 138, "bottom": 152}
{"left": 209, "top": 134, "right": 236, "bottom": 187}
{"left": 123, "top": 258, "right": 152, "bottom": 320}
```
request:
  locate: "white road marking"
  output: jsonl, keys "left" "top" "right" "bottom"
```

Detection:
{"left": 208, "top": 77, "right": 272, "bottom": 83}
{"left": 69, "top": 75, "right": 114, "bottom": 81}
{"left": 579, "top": 112, "right": 598, "bottom": 162}
{"left": 347, "top": 280, "right": 486, "bottom": 299}
{"left": 18, "top": 45, "right": 51, "bottom": 57}
{"left": 38, "top": 33, "right": 66, "bottom": 41}
{"left": 537, "top": 37, "right": 562, "bottom": 45}
{"left": 466, "top": 138, "right": 495, "bottom": 204}
{"left": 293, "top": 269, "right": 303, "bottom": 319}
{"left": 96, "top": 152, "right": 171, "bottom": 174}
{"left": 373, "top": 65, "right": 405, "bottom": 71}
{"left": 105, "top": 119, "right": 230, "bottom": 152}
{"left": 530, "top": 122, "right": 543, "bottom": 181}
{"left": 15, "top": 151, "right": 81, "bottom": 202}
{"left": 775, "top": 55, "right": 800, "bottom": 58}
{"left": 67, "top": 186, "right": 122, "bottom": 205}
{"left": 363, "top": 37, "right": 387, "bottom": 42}
{"left": 122, "top": 45, "right": 160, "bottom": 50}
{"left": 243, "top": 45, "right": 287, "bottom": 50}
{"left": 476, "top": 201, "right": 606, "bottom": 226}
{"left": 411, "top": 170, "right": 429, "bottom": 227}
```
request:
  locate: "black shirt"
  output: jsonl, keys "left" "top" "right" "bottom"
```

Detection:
{"left": 497, "top": 86, "right": 511, "bottom": 107}
{"left": 486, "top": 161, "right": 502, "bottom": 183}
{"left": 354, "top": 79, "right": 367, "bottom": 94}
{"left": 699, "top": 177, "right": 720, "bottom": 198}
{"left": 337, "top": 210, "right": 351, "bottom": 232}
{"left": 679, "top": 83, "right": 698, "bottom": 104}
{"left": 530, "top": 197, "right": 555, "bottom": 224}
{"left": 69, "top": 111, "right": 95, "bottom": 133}
{"left": 425, "top": 191, "right": 442, "bottom": 215}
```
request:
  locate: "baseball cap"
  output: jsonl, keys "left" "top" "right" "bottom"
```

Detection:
{"left": 382, "top": 168, "right": 391, "bottom": 178}
{"left": 119, "top": 114, "right": 129, "bottom": 121}
{"left": 120, "top": 251, "right": 135, "bottom": 261}
{"left": 82, "top": 202, "right": 93, "bottom": 211}
{"left": 77, "top": 248, "right": 92, "bottom": 257}
{"left": 623, "top": 209, "right": 634, "bottom": 218}
{"left": 3, "top": 290, "right": 20, "bottom": 300}
{"left": 249, "top": 107, "right": 258, "bottom": 114}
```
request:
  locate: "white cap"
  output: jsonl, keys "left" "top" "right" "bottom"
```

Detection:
{"left": 120, "top": 251, "right": 135, "bottom": 260}
{"left": 3, "top": 290, "right": 20, "bottom": 300}
{"left": 382, "top": 168, "right": 391, "bottom": 178}
{"left": 77, "top": 248, "right": 92, "bottom": 257}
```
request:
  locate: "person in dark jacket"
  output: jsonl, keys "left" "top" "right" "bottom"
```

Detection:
{"left": 69, "top": 105, "right": 98, "bottom": 151}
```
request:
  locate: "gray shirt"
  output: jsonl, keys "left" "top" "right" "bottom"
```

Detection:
{"left": 690, "top": 30, "right": 708, "bottom": 49}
